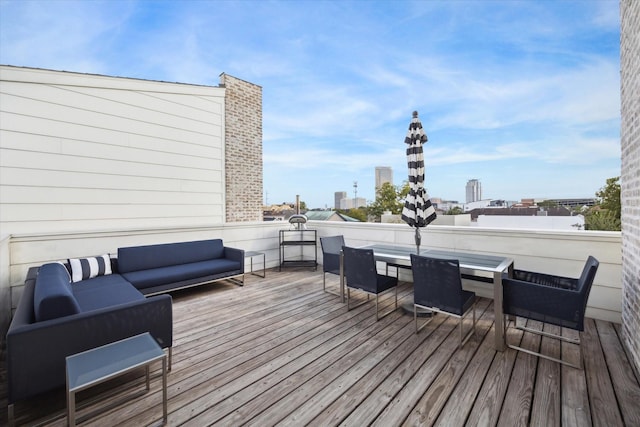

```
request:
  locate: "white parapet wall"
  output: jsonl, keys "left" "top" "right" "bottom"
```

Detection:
{"left": 2, "top": 221, "right": 622, "bottom": 328}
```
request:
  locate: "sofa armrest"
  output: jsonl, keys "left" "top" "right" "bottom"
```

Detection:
{"left": 224, "top": 246, "right": 245, "bottom": 274}
{"left": 6, "top": 293, "right": 172, "bottom": 404}
{"left": 503, "top": 276, "right": 585, "bottom": 329}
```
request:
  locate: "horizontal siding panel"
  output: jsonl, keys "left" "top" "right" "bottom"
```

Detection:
{"left": 0, "top": 167, "right": 221, "bottom": 193}
{"left": 0, "top": 66, "right": 226, "bottom": 96}
{"left": 1, "top": 83, "right": 223, "bottom": 134}
{"left": 145, "top": 91, "right": 223, "bottom": 115}
{"left": 0, "top": 130, "right": 222, "bottom": 170}
{"left": 1, "top": 126, "right": 222, "bottom": 162}
{"left": 3, "top": 215, "right": 224, "bottom": 238}
{"left": 0, "top": 186, "right": 222, "bottom": 205}
{"left": 0, "top": 203, "right": 223, "bottom": 222}
{"left": 58, "top": 138, "right": 220, "bottom": 170}
{"left": 588, "top": 284, "right": 622, "bottom": 313}
{"left": 1, "top": 93, "right": 222, "bottom": 144}
{"left": 1, "top": 66, "right": 228, "bottom": 236}
{"left": 76, "top": 86, "right": 224, "bottom": 119}
{"left": 1, "top": 149, "right": 223, "bottom": 182}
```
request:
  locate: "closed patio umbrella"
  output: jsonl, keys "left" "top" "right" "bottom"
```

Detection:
{"left": 401, "top": 111, "right": 437, "bottom": 254}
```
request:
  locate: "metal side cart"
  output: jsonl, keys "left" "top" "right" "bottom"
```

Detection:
{"left": 279, "top": 228, "right": 317, "bottom": 271}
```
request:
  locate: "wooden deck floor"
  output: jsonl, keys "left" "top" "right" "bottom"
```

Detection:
{"left": 3, "top": 269, "right": 640, "bottom": 426}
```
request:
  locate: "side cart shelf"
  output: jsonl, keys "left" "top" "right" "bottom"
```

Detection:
{"left": 279, "top": 229, "right": 317, "bottom": 271}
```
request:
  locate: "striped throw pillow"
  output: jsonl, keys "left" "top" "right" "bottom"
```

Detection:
{"left": 68, "top": 255, "right": 112, "bottom": 283}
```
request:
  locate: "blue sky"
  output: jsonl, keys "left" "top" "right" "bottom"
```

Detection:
{"left": 0, "top": 0, "right": 621, "bottom": 209}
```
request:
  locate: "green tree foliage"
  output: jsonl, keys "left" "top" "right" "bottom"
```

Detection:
{"left": 344, "top": 207, "right": 368, "bottom": 222}
{"left": 595, "top": 176, "right": 621, "bottom": 219}
{"left": 585, "top": 176, "right": 621, "bottom": 231}
{"left": 367, "top": 182, "right": 408, "bottom": 221}
{"left": 445, "top": 206, "right": 463, "bottom": 215}
{"left": 537, "top": 200, "right": 558, "bottom": 208}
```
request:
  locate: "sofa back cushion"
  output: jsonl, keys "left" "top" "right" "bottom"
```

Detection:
{"left": 117, "top": 239, "right": 225, "bottom": 273}
{"left": 34, "top": 263, "right": 81, "bottom": 322}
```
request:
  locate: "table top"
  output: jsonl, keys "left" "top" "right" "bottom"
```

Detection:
{"left": 66, "top": 333, "right": 164, "bottom": 392}
{"left": 360, "top": 244, "right": 513, "bottom": 274}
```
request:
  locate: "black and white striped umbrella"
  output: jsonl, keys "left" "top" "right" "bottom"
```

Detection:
{"left": 401, "top": 111, "right": 436, "bottom": 253}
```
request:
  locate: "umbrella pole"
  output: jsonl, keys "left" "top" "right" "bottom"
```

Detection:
{"left": 415, "top": 227, "right": 421, "bottom": 254}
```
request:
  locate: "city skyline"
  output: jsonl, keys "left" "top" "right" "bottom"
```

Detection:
{"left": 0, "top": 1, "right": 621, "bottom": 209}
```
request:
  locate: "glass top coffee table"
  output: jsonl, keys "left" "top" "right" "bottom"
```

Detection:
{"left": 66, "top": 332, "right": 168, "bottom": 425}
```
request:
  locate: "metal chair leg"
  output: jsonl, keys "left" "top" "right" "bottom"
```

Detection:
{"left": 505, "top": 316, "right": 584, "bottom": 369}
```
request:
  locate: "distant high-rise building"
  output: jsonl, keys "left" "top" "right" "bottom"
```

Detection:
{"left": 334, "top": 191, "right": 347, "bottom": 210}
{"left": 466, "top": 179, "right": 482, "bottom": 203}
{"left": 375, "top": 166, "right": 393, "bottom": 192}
{"left": 340, "top": 197, "right": 367, "bottom": 210}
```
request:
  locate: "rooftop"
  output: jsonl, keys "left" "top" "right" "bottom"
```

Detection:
{"left": 5, "top": 269, "right": 639, "bottom": 426}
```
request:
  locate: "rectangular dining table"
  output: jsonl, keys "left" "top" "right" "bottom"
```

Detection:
{"left": 339, "top": 244, "right": 514, "bottom": 351}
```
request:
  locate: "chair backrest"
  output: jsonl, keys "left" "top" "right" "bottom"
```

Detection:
{"left": 343, "top": 246, "right": 377, "bottom": 293}
{"left": 410, "top": 254, "right": 465, "bottom": 315}
{"left": 577, "top": 255, "right": 599, "bottom": 317}
{"left": 577, "top": 256, "right": 599, "bottom": 291}
{"left": 320, "top": 235, "right": 345, "bottom": 274}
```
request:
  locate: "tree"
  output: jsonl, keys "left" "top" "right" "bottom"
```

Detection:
{"left": 343, "top": 207, "right": 367, "bottom": 222}
{"left": 445, "top": 206, "right": 463, "bottom": 215}
{"left": 367, "top": 182, "right": 408, "bottom": 221}
{"left": 537, "top": 200, "right": 558, "bottom": 208}
{"left": 595, "top": 176, "right": 621, "bottom": 219}
{"left": 585, "top": 176, "right": 621, "bottom": 231}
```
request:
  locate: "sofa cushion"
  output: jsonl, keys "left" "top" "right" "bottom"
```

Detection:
{"left": 68, "top": 254, "right": 112, "bottom": 283}
{"left": 72, "top": 274, "right": 144, "bottom": 311}
{"left": 34, "top": 263, "right": 81, "bottom": 322}
{"left": 117, "top": 239, "right": 225, "bottom": 273}
{"left": 121, "top": 258, "right": 241, "bottom": 289}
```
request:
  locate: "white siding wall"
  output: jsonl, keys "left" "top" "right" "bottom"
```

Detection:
{"left": 3, "top": 222, "right": 622, "bottom": 329}
{"left": 0, "top": 66, "right": 226, "bottom": 235}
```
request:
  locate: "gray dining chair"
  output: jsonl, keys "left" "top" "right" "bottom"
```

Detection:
{"left": 343, "top": 246, "right": 398, "bottom": 320}
{"left": 410, "top": 254, "right": 477, "bottom": 347}
{"left": 319, "top": 235, "right": 345, "bottom": 295}
{"left": 502, "top": 256, "right": 599, "bottom": 369}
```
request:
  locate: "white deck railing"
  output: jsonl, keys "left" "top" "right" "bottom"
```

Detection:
{"left": 2, "top": 221, "right": 622, "bottom": 326}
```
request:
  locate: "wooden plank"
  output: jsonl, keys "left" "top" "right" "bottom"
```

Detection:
{"left": 530, "top": 324, "right": 561, "bottom": 427}
{"left": 235, "top": 290, "right": 416, "bottom": 425}
{"left": 595, "top": 319, "right": 640, "bottom": 426}
{"left": 90, "top": 284, "right": 397, "bottom": 425}
{"left": 201, "top": 306, "right": 412, "bottom": 426}
{"left": 309, "top": 310, "right": 451, "bottom": 426}
{"left": 465, "top": 319, "right": 523, "bottom": 426}
{"left": 241, "top": 291, "right": 415, "bottom": 426}
{"left": 370, "top": 302, "right": 494, "bottom": 427}
{"left": 582, "top": 318, "right": 625, "bottom": 426}
{"left": 496, "top": 320, "right": 542, "bottom": 427}
{"left": 433, "top": 321, "right": 497, "bottom": 425}
{"left": 561, "top": 327, "right": 592, "bottom": 427}
{"left": 7, "top": 270, "right": 640, "bottom": 427}
{"left": 402, "top": 301, "right": 494, "bottom": 426}
{"left": 338, "top": 313, "right": 458, "bottom": 426}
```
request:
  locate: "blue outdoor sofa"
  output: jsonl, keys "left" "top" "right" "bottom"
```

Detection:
{"left": 6, "top": 238, "right": 244, "bottom": 425}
